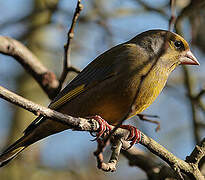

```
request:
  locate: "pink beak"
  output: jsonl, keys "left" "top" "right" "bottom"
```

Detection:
{"left": 180, "top": 50, "right": 200, "bottom": 65}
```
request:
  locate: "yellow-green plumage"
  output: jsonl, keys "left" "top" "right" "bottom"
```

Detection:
{"left": 0, "top": 30, "right": 199, "bottom": 167}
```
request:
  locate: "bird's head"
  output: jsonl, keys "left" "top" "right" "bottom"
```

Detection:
{"left": 163, "top": 31, "right": 199, "bottom": 67}
{"left": 131, "top": 29, "right": 199, "bottom": 73}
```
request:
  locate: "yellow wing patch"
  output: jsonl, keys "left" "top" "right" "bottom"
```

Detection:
{"left": 50, "top": 84, "right": 85, "bottom": 109}
{"left": 12, "top": 147, "right": 25, "bottom": 155}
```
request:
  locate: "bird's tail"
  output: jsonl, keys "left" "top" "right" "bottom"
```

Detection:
{"left": 0, "top": 135, "right": 28, "bottom": 167}
{"left": 0, "top": 116, "right": 68, "bottom": 167}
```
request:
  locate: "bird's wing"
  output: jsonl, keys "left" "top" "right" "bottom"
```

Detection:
{"left": 49, "top": 54, "right": 118, "bottom": 110}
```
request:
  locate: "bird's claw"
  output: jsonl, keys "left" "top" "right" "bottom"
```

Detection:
{"left": 120, "top": 125, "right": 141, "bottom": 149}
{"left": 88, "top": 115, "right": 112, "bottom": 141}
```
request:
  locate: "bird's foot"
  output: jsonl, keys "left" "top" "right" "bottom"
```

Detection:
{"left": 120, "top": 125, "right": 142, "bottom": 149}
{"left": 88, "top": 115, "right": 112, "bottom": 140}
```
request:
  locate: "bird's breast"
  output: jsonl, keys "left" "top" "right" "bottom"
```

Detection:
{"left": 132, "top": 67, "right": 168, "bottom": 115}
{"left": 59, "top": 67, "right": 168, "bottom": 125}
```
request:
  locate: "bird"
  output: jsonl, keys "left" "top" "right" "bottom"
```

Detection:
{"left": 0, "top": 29, "right": 199, "bottom": 167}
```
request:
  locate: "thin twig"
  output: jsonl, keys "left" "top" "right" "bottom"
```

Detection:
{"left": 137, "top": 113, "right": 160, "bottom": 132}
{"left": 194, "top": 89, "right": 205, "bottom": 101}
{"left": 59, "top": 0, "right": 83, "bottom": 87}
{"left": 183, "top": 66, "right": 200, "bottom": 144}
{"left": 169, "top": 0, "right": 176, "bottom": 31}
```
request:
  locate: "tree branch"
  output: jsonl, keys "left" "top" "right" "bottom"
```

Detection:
{"left": 121, "top": 141, "right": 179, "bottom": 179}
{"left": 141, "top": 134, "right": 204, "bottom": 179}
{"left": 0, "top": 85, "right": 96, "bottom": 131}
{"left": 169, "top": 0, "right": 176, "bottom": 31}
{"left": 0, "top": 85, "right": 204, "bottom": 178}
{"left": 0, "top": 36, "right": 59, "bottom": 99}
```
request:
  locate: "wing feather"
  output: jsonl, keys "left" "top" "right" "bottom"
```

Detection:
{"left": 49, "top": 84, "right": 85, "bottom": 109}
{"left": 49, "top": 50, "right": 118, "bottom": 110}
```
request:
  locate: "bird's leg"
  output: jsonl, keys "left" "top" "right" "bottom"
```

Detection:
{"left": 120, "top": 125, "right": 142, "bottom": 149}
{"left": 87, "top": 115, "right": 112, "bottom": 140}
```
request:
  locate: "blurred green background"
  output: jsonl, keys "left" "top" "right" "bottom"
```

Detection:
{"left": 0, "top": 0, "right": 205, "bottom": 179}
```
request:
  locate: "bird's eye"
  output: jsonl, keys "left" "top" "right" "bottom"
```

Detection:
{"left": 174, "top": 40, "right": 184, "bottom": 50}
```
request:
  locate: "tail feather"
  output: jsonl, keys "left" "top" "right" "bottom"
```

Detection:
{"left": 0, "top": 136, "right": 27, "bottom": 167}
{"left": 0, "top": 116, "right": 45, "bottom": 167}
{"left": 0, "top": 116, "right": 68, "bottom": 167}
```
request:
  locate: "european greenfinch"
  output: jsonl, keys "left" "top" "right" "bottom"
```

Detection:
{"left": 0, "top": 29, "right": 199, "bottom": 167}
